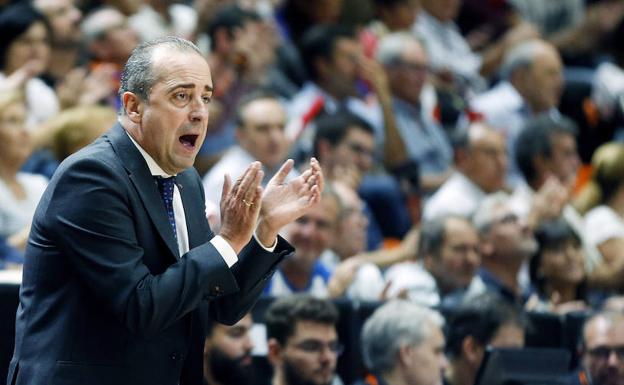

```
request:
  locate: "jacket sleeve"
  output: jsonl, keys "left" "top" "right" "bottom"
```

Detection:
{"left": 45, "top": 156, "right": 288, "bottom": 337}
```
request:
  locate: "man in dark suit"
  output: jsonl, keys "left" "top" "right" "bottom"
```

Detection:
{"left": 7, "top": 36, "right": 324, "bottom": 385}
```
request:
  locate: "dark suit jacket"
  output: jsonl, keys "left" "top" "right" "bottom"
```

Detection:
{"left": 7, "top": 123, "right": 292, "bottom": 385}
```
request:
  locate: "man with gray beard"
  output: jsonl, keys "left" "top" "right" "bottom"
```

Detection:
{"left": 472, "top": 192, "right": 538, "bottom": 305}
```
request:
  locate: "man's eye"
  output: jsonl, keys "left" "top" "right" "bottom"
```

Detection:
{"left": 202, "top": 96, "right": 211, "bottom": 104}
{"left": 175, "top": 92, "right": 188, "bottom": 101}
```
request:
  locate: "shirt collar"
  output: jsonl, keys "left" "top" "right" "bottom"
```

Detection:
{"left": 125, "top": 130, "right": 173, "bottom": 177}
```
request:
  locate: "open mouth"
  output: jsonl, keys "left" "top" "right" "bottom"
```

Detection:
{"left": 179, "top": 134, "right": 199, "bottom": 149}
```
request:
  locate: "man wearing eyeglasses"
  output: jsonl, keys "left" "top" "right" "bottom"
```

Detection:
{"left": 375, "top": 32, "right": 454, "bottom": 194}
{"left": 264, "top": 295, "right": 343, "bottom": 385}
{"left": 577, "top": 311, "right": 624, "bottom": 385}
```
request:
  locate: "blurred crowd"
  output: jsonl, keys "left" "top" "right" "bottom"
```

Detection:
{"left": 3, "top": 0, "right": 624, "bottom": 384}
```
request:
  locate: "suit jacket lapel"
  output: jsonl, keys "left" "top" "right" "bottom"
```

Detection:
{"left": 106, "top": 123, "right": 180, "bottom": 260}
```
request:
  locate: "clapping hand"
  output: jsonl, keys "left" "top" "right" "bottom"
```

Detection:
{"left": 218, "top": 162, "right": 264, "bottom": 254}
{"left": 256, "top": 158, "right": 324, "bottom": 247}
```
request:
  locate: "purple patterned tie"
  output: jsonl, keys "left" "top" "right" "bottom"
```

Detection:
{"left": 155, "top": 176, "right": 177, "bottom": 242}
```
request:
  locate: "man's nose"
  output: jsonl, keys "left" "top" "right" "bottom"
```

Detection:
{"left": 189, "top": 98, "right": 209, "bottom": 122}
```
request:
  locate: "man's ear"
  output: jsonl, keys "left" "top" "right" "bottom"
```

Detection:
{"left": 423, "top": 253, "right": 435, "bottom": 271}
{"left": 462, "top": 336, "right": 485, "bottom": 368}
{"left": 122, "top": 91, "right": 143, "bottom": 123}
{"left": 267, "top": 338, "right": 283, "bottom": 366}
{"left": 397, "top": 344, "right": 413, "bottom": 368}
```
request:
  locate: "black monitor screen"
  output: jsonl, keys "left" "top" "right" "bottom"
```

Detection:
{"left": 474, "top": 347, "right": 571, "bottom": 385}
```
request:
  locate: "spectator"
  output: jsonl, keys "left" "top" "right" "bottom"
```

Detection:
{"left": 509, "top": 0, "right": 624, "bottom": 60}
{"left": 575, "top": 142, "right": 624, "bottom": 290}
{"left": 288, "top": 24, "right": 382, "bottom": 159}
{"left": 375, "top": 32, "right": 453, "bottom": 193}
{"left": 511, "top": 113, "right": 600, "bottom": 268}
{"left": 203, "top": 312, "right": 255, "bottom": 385}
{"left": 423, "top": 122, "right": 507, "bottom": 220}
{"left": 76, "top": 6, "right": 139, "bottom": 109}
{"left": 384, "top": 215, "right": 483, "bottom": 307}
{"left": 470, "top": 39, "right": 563, "bottom": 186}
{"left": 48, "top": 105, "right": 118, "bottom": 162}
{"left": 414, "top": 0, "right": 538, "bottom": 94}
{"left": 32, "top": 0, "right": 81, "bottom": 85}
{"left": 264, "top": 189, "right": 340, "bottom": 297}
{"left": 356, "top": 300, "right": 447, "bottom": 385}
{"left": 0, "top": 2, "right": 59, "bottom": 128}
{"left": 512, "top": 114, "right": 581, "bottom": 222}
{"left": 202, "top": 90, "right": 294, "bottom": 213}
{"left": 265, "top": 294, "right": 343, "bottom": 385}
{"left": 199, "top": 5, "right": 286, "bottom": 166}
{"left": 445, "top": 293, "right": 525, "bottom": 385}
{"left": 313, "top": 111, "right": 410, "bottom": 245}
{"left": 473, "top": 192, "right": 538, "bottom": 305}
{"left": 0, "top": 91, "right": 47, "bottom": 247}
{"left": 528, "top": 218, "right": 588, "bottom": 313}
{"left": 324, "top": 181, "right": 385, "bottom": 301}
{"left": 128, "top": 0, "right": 198, "bottom": 42}
{"left": 576, "top": 311, "right": 624, "bottom": 385}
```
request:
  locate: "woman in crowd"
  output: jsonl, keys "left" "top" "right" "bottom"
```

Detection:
{"left": 528, "top": 218, "right": 588, "bottom": 313}
{"left": 575, "top": 142, "right": 624, "bottom": 290}
{"left": 0, "top": 91, "right": 48, "bottom": 250}
{"left": 0, "top": 2, "right": 58, "bottom": 128}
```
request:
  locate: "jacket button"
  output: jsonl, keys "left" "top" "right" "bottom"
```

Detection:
{"left": 171, "top": 352, "right": 179, "bottom": 360}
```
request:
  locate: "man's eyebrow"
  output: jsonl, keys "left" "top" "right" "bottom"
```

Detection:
{"left": 167, "top": 83, "right": 215, "bottom": 93}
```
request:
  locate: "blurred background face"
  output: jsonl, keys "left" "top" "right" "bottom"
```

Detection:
{"left": 325, "top": 37, "right": 361, "bottom": 98}
{"left": 428, "top": 218, "right": 480, "bottom": 291}
{"left": 285, "top": 196, "right": 339, "bottom": 267}
{"left": 420, "top": 0, "right": 461, "bottom": 22}
{"left": 538, "top": 238, "right": 585, "bottom": 287}
{"left": 237, "top": 98, "right": 289, "bottom": 170}
{"left": 583, "top": 317, "right": 624, "bottom": 385}
{"left": 524, "top": 48, "right": 563, "bottom": 113}
{"left": 282, "top": 320, "right": 339, "bottom": 385}
{"left": 0, "top": 99, "right": 31, "bottom": 169}
{"left": 388, "top": 39, "right": 428, "bottom": 105}
{"left": 333, "top": 183, "right": 368, "bottom": 258}
{"left": 35, "top": 0, "right": 82, "bottom": 45}
{"left": 204, "top": 314, "right": 255, "bottom": 385}
{"left": 545, "top": 132, "right": 580, "bottom": 188}
{"left": 378, "top": 0, "right": 419, "bottom": 31}
{"left": 406, "top": 324, "right": 448, "bottom": 385}
{"left": 487, "top": 208, "right": 537, "bottom": 261}
{"left": 88, "top": 8, "right": 139, "bottom": 64}
{"left": 5, "top": 21, "right": 50, "bottom": 75}
{"left": 332, "top": 126, "right": 375, "bottom": 174}
{"left": 464, "top": 129, "right": 507, "bottom": 193}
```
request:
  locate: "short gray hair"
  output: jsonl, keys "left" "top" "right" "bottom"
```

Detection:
{"left": 472, "top": 191, "right": 512, "bottom": 233}
{"left": 119, "top": 36, "right": 203, "bottom": 106}
{"left": 499, "top": 39, "right": 544, "bottom": 79}
{"left": 376, "top": 32, "right": 417, "bottom": 65}
{"left": 361, "top": 300, "right": 444, "bottom": 374}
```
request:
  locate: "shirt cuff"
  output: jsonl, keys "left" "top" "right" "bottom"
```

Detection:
{"left": 254, "top": 232, "right": 277, "bottom": 252}
{"left": 210, "top": 235, "right": 238, "bottom": 267}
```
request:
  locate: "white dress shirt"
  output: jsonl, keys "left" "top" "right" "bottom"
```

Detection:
{"left": 127, "top": 132, "right": 276, "bottom": 267}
